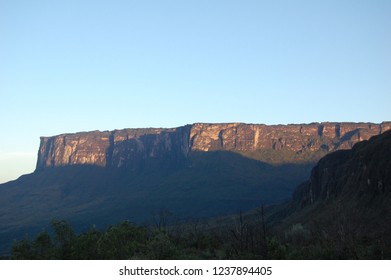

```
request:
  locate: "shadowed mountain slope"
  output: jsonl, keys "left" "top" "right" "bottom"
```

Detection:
{"left": 266, "top": 130, "right": 391, "bottom": 258}
{"left": 0, "top": 152, "right": 311, "bottom": 254}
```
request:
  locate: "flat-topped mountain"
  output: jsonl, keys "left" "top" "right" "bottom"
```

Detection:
{"left": 0, "top": 121, "right": 390, "bottom": 255}
{"left": 37, "top": 122, "right": 391, "bottom": 170}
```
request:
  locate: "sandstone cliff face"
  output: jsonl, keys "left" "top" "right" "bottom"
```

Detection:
{"left": 36, "top": 122, "right": 391, "bottom": 170}
{"left": 37, "top": 126, "right": 192, "bottom": 170}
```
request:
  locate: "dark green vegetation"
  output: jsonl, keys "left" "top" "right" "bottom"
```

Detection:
{"left": 11, "top": 205, "right": 390, "bottom": 260}
{"left": 0, "top": 151, "right": 312, "bottom": 255}
{"left": 11, "top": 219, "right": 224, "bottom": 260}
{"left": 8, "top": 215, "right": 300, "bottom": 260}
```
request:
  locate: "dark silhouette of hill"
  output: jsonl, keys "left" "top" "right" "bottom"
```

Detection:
{"left": 265, "top": 130, "right": 391, "bottom": 258}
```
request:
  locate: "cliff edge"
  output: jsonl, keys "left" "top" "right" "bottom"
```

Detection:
{"left": 37, "top": 122, "right": 391, "bottom": 170}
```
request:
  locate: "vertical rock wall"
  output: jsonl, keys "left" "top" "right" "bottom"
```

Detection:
{"left": 36, "top": 122, "right": 391, "bottom": 170}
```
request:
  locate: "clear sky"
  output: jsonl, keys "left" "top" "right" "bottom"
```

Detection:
{"left": 1, "top": 0, "right": 390, "bottom": 183}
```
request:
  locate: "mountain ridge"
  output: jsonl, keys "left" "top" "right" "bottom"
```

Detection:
{"left": 36, "top": 121, "right": 391, "bottom": 170}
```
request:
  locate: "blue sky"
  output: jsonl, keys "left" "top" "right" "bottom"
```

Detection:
{"left": 1, "top": 0, "right": 390, "bottom": 183}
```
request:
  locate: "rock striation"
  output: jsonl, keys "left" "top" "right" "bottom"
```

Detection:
{"left": 36, "top": 122, "right": 391, "bottom": 170}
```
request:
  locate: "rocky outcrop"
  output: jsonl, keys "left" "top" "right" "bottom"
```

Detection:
{"left": 293, "top": 129, "right": 391, "bottom": 207}
{"left": 36, "top": 122, "right": 391, "bottom": 170}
